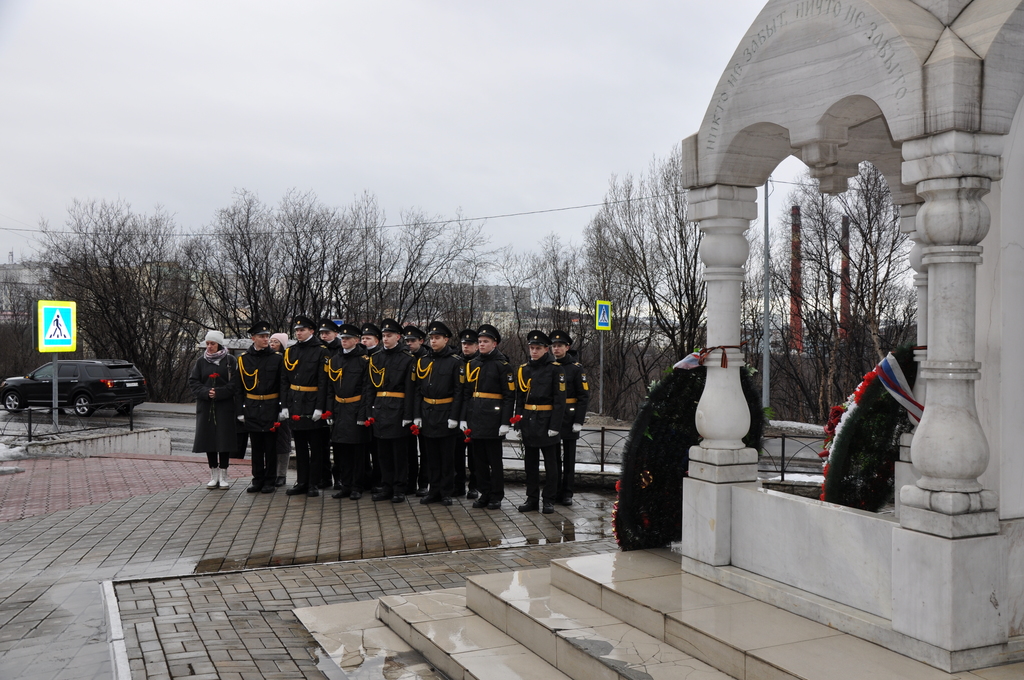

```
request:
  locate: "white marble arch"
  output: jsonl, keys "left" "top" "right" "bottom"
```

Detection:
{"left": 676, "top": 0, "right": 1024, "bottom": 668}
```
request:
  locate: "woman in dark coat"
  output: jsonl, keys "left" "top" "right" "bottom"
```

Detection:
{"left": 188, "top": 330, "right": 238, "bottom": 489}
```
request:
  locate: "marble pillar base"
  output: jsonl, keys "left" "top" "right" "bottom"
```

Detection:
{"left": 681, "top": 477, "right": 739, "bottom": 566}
{"left": 687, "top": 446, "right": 758, "bottom": 484}
{"left": 892, "top": 528, "right": 1008, "bottom": 651}
{"left": 899, "top": 505, "right": 1000, "bottom": 538}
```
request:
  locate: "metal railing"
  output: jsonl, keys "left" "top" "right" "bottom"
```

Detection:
{"left": 757, "top": 434, "right": 824, "bottom": 481}
{"left": 0, "top": 400, "right": 137, "bottom": 442}
{"left": 501, "top": 426, "right": 631, "bottom": 471}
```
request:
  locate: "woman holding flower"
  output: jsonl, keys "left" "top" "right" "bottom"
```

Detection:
{"left": 188, "top": 330, "right": 238, "bottom": 489}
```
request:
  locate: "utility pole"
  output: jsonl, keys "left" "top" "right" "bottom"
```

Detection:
{"left": 762, "top": 177, "right": 771, "bottom": 410}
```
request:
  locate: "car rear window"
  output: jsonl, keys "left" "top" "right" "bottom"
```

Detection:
{"left": 85, "top": 366, "right": 107, "bottom": 378}
{"left": 109, "top": 367, "right": 142, "bottom": 379}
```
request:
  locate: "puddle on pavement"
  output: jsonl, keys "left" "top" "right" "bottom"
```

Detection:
{"left": 313, "top": 644, "right": 446, "bottom": 679}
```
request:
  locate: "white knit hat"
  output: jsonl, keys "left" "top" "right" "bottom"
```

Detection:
{"left": 204, "top": 330, "right": 226, "bottom": 346}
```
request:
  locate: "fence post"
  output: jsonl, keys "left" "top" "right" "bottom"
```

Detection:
{"left": 129, "top": 403, "right": 134, "bottom": 432}
{"left": 780, "top": 434, "right": 786, "bottom": 482}
{"left": 600, "top": 427, "right": 606, "bottom": 472}
{"left": 27, "top": 407, "right": 33, "bottom": 443}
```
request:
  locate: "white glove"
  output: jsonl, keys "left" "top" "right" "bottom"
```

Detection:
{"left": 459, "top": 421, "right": 468, "bottom": 431}
{"left": 312, "top": 409, "right": 323, "bottom": 422}
{"left": 547, "top": 430, "right": 559, "bottom": 437}
{"left": 413, "top": 418, "right": 423, "bottom": 427}
{"left": 236, "top": 414, "right": 244, "bottom": 423}
{"left": 505, "top": 428, "right": 520, "bottom": 441}
{"left": 498, "top": 425, "right": 510, "bottom": 436}
{"left": 572, "top": 423, "right": 583, "bottom": 433}
{"left": 402, "top": 420, "right": 412, "bottom": 427}
{"left": 357, "top": 420, "right": 365, "bottom": 426}
{"left": 279, "top": 408, "right": 289, "bottom": 419}
{"left": 447, "top": 419, "right": 459, "bottom": 429}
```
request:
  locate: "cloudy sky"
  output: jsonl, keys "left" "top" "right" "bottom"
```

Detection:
{"left": 0, "top": 0, "right": 806, "bottom": 262}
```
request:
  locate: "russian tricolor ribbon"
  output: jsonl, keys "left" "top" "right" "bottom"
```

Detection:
{"left": 875, "top": 352, "right": 924, "bottom": 423}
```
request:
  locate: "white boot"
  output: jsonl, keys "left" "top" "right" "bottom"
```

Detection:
{"left": 206, "top": 467, "right": 219, "bottom": 489}
{"left": 218, "top": 468, "right": 230, "bottom": 489}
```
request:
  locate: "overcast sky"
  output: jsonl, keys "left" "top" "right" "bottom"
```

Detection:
{"left": 0, "top": 0, "right": 806, "bottom": 262}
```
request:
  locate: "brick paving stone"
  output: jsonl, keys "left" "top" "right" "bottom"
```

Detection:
{"left": 0, "top": 451, "right": 616, "bottom": 679}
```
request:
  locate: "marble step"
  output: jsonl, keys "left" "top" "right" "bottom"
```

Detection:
{"left": 376, "top": 587, "right": 573, "bottom": 680}
{"left": 466, "top": 567, "right": 734, "bottom": 680}
{"left": 547, "top": 550, "right": 960, "bottom": 680}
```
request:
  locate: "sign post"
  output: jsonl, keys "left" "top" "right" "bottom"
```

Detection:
{"left": 37, "top": 300, "right": 77, "bottom": 427}
{"left": 595, "top": 300, "right": 612, "bottom": 415}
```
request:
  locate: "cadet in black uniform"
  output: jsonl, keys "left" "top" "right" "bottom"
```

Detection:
{"left": 326, "top": 323, "right": 374, "bottom": 500}
{"left": 513, "top": 330, "right": 567, "bottom": 513}
{"left": 549, "top": 330, "right": 590, "bottom": 505}
{"left": 318, "top": 319, "right": 343, "bottom": 488}
{"left": 360, "top": 322, "right": 383, "bottom": 490}
{"left": 460, "top": 324, "right": 515, "bottom": 510}
{"left": 403, "top": 324, "right": 430, "bottom": 496}
{"left": 234, "top": 321, "right": 284, "bottom": 493}
{"left": 413, "top": 321, "right": 464, "bottom": 505}
{"left": 368, "top": 319, "right": 415, "bottom": 502}
{"left": 455, "top": 328, "right": 479, "bottom": 498}
{"left": 282, "top": 315, "right": 328, "bottom": 497}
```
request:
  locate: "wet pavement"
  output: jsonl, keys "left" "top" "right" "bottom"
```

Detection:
{"left": 0, "top": 452, "right": 616, "bottom": 679}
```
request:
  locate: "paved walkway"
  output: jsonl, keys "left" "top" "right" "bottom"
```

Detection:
{"left": 0, "top": 453, "right": 616, "bottom": 679}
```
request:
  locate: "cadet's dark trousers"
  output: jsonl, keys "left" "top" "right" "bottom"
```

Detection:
{"left": 249, "top": 431, "right": 277, "bottom": 485}
{"left": 319, "top": 427, "right": 334, "bottom": 486}
{"left": 334, "top": 442, "right": 365, "bottom": 492}
{"left": 423, "top": 434, "right": 456, "bottom": 498}
{"left": 525, "top": 444, "right": 559, "bottom": 503}
{"left": 363, "top": 439, "right": 382, "bottom": 490}
{"left": 292, "top": 430, "right": 323, "bottom": 489}
{"left": 376, "top": 437, "right": 408, "bottom": 495}
{"left": 407, "top": 434, "right": 427, "bottom": 491}
{"left": 453, "top": 438, "right": 474, "bottom": 495}
{"left": 557, "top": 438, "right": 578, "bottom": 500}
{"left": 471, "top": 438, "right": 504, "bottom": 502}
{"left": 275, "top": 420, "right": 292, "bottom": 481}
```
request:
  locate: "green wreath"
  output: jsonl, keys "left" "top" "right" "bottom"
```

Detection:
{"left": 614, "top": 363, "right": 764, "bottom": 551}
{"left": 821, "top": 344, "right": 917, "bottom": 511}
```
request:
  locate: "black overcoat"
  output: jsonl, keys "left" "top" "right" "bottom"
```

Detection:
{"left": 233, "top": 346, "right": 284, "bottom": 432}
{"left": 413, "top": 345, "right": 464, "bottom": 438}
{"left": 460, "top": 349, "right": 515, "bottom": 439}
{"left": 328, "top": 344, "right": 374, "bottom": 444}
{"left": 189, "top": 354, "right": 238, "bottom": 453}
{"left": 281, "top": 335, "right": 328, "bottom": 431}
{"left": 367, "top": 344, "right": 414, "bottom": 439}
{"left": 557, "top": 351, "right": 591, "bottom": 440}
{"left": 514, "top": 353, "right": 567, "bottom": 447}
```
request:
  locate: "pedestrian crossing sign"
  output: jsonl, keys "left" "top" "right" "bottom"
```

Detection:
{"left": 37, "top": 300, "right": 77, "bottom": 352}
{"left": 595, "top": 300, "right": 612, "bottom": 331}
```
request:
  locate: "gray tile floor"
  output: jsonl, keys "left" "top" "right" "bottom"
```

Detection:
{"left": 0, "top": 466, "right": 616, "bottom": 679}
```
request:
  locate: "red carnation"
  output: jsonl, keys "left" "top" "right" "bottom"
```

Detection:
{"left": 463, "top": 437, "right": 471, "bottom": 443}
{"left": 364, "top": 417, "right": 375, "bottom": 427}
{"left": 510, "top": 415, "right": 522, "bottom": 425}
{"left": 209, "top": 373, "right": 220, "bottom": 379}
{"left": 410, "top": 424, "right": 420, "bottom": 435}
{"left": 322, "top": 411, "right": 333, "bottom": 419}
{"left": 615, "top": 479, "right": 622, "bottom": 492}
{"left": 291, "top": 414, "right": 301, "bottom": 421}
{"left": 464, "top": 428, "right": 471, "bottom": 435}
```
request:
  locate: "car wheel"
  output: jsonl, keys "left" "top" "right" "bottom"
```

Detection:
{"left": 2, "top": 390, "right": 23, "bottom": 413}
{"left": 71, "top": 393, "right": 96, "bottom": 417}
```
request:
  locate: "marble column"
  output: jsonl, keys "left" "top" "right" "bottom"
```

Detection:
{"left": 681, "top": 184, "right": 758, "bottom": 566}
{"left": 892, "top": 131, "right": 1006, "bottom": 651}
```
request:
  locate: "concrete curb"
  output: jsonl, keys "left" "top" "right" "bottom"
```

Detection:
{"left": 101, "top": 580, "right": 132, "bottom": 680}
{"left": 24, "top": 427, "right": 171, "bottom": 458}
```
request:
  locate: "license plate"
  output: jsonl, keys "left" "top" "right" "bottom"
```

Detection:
{"left": 126, "top": 382, "right": 139, "bottom": 387}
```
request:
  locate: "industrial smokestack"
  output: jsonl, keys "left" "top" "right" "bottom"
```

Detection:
{"left": 790, "top": 205, "right": 803, "bottom": 352}
{"left": 840, "top": 214, "right": 850, "bottom": 339}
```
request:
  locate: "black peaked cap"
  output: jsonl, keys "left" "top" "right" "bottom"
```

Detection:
{"left": 458, "top": 328, "right": 478, "bottom": 343}
{"left": 292, "top": 315, "right": 317, "bottom": 330}
{"left": 527, "top": 330, "right": 551, "bottom": 346}
{"left": 549, "top": 329, "right": 573, "bottom": 345}
{"left": 380, "top": 318, "right": 403, "bottom": 335}
{"left": 476, "top": 324, "right": 501, "bottom": 343}
{"left": 360, "top": 322, "right": 382, "bottom": 339}
{"left": 427, "top": 321, "right": 452, "bottom": 338}
{"left": 338, "top": 323, "right": 361, "bottom": 338}
{"left": 247, "top": 320, "right": 273, "bottom": 336}
{"left": 403, "top": 324, "right": 426, "bottom": 340}
{"left": 318, "top": 318, "right": 340, "bottom": 333}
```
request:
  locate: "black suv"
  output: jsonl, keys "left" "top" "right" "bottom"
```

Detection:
{"left": 0, "top": 360, "right": 148, "bottom": 416}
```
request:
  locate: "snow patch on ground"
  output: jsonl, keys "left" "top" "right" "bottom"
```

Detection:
{"left": 769, "top": 420, "right": 824, "bottom": 436}
{"left": 764, "top": 473, "right": 824, "bottom": 483}
{"left": 0, "top": 442, "right": 28, "bottom": 461}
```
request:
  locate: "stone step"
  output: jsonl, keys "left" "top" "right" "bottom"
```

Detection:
{"left": 377, "top": 587, "right": 573, "bottom": 680}
{"left": 466, "top": 567, "right": 734, "bottom": 680}
{"left": 547, "top": 550, "right": 960, "bottom": 680}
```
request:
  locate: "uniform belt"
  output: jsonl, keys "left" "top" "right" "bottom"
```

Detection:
{"left": 524, "top": 404, "right": 553, "bottom": 411}
{"left": 565, "top": 398, "right": 578, "bottom": 404}
{"left": 290, "top": 384, "right": 319, "bottom": 392}
{"left": 423, "top": 397, "right": 454, "bottom": 405}
{"left": 246, "top": 392, "right": 279, "bottom": 401}
{"left": 334, "top": 395, "right": 362, "bottom": 404}
{"left": 376, "top": 391, "right": 405, "bottom": 398}
{"left": 472, "top": 392, "right": 502, "bottom": 399}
